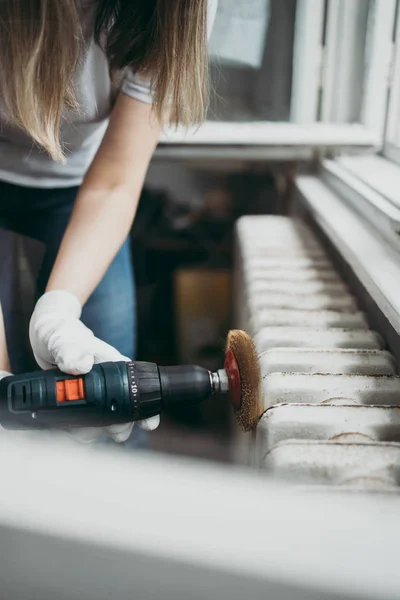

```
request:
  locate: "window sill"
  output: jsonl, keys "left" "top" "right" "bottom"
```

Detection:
{"left": 295, "top": 174, "right": 400, "bottom": 345}
{"left": 155, "top": 122, "right": 379, "bottom": 161}
{"left": 321, "top": 156, "right": 400, "bottom": 252}
{"left": 335, "top": 155, "right": 400, "bottom": 210}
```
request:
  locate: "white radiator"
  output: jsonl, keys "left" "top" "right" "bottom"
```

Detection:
{"left": 234, "top": 215, "right": 400, "bottom": 491}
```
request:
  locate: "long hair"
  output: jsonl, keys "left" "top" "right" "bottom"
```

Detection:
{"left": 0, "top": 0, "right": 209, "bottom": 161}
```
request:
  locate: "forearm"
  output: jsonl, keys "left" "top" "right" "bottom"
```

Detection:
{"left": 0, "top": 303, "right": 10, "bottom": 372}
{"left": 46, "top": 187, "right": 140, "bottom": 303}
{"left": 46, "top": 95, "right": 161, "bottom": 304}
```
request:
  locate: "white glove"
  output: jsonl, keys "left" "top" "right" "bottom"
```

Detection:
{"left": 29, "top": 290, "right": 160, "bottom": 443}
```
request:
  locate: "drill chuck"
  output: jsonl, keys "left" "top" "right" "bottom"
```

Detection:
{"left": 0, "top": 361, "right": 227, "bottom": 431}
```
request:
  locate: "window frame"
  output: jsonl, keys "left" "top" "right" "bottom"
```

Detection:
{"left": 159, "top": 0, "right": 392, "bottom": 160}
{"left": 383, "top": 0, "right": 400, "bottom": 164}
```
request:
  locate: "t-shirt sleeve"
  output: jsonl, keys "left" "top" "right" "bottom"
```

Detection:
{"left": 121, "top": 0, "right": 218, "bottom": 103}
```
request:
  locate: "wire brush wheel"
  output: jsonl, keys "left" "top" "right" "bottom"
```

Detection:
{"left": 225, "top": 330, "right": 263, "bottom": 432}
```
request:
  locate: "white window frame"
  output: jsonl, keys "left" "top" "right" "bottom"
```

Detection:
{"left": 383, "top": 0, "right": 400, "bottom": 164}
{"left": 159, "top": 0, "right": 393, "bottom": 161}
{"left": 290, "top": 0, "right": 325, "bottom": 124}
{"left": 361, "top": 0, "right": 397, "bottom": 140}
{"left": 321, "top": 0, "right": 370, "bottom": 124}
{"left": 321, "top": 0, "right": 395, "bottom": 132}
{"left": 315, "top": 0, "right": 400, "bottom": 244}
{"left": 292, "top": 0, "right": 396, "bottom": 138}
{"left": 293, "top": 0, "right": 400, "bottom": 338}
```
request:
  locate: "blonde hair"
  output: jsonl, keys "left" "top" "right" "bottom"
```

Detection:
{"left": 0, "top": 0, "right": 209, "bottom": 162}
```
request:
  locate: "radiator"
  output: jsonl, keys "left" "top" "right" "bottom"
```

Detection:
{"left": 234, "top": 215, "right": 400, "bottom": 491}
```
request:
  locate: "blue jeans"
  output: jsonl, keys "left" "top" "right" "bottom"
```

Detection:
{"left": 0, "top": 181, "right": 147, "bottom": 449}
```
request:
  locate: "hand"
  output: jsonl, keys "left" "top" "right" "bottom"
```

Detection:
{"left": 29, "top": 290, "right": 160, "bottom": 443}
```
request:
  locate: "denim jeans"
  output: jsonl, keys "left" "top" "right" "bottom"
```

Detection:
{"left": 0, "top": 181, "right": 147, "bottom": 449}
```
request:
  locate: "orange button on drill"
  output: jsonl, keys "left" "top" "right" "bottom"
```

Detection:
{"left": 56, "top": 378, "right": 85, "bottom": 403}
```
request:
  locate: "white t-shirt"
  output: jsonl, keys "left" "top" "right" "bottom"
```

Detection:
{"left": 0, "top": 0, "right": 218, "bottom": 189}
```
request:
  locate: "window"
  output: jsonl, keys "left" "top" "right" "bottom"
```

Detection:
{"left": 292, "top": 0, "right": 395, "bottom": 135}
{"left": 208, "top": 0, "right": 296, "bottom": 122}
{"left": 160, "top": 0, "right": 393, "bottom": 154}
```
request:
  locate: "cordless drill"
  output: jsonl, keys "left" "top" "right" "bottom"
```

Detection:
{"left": 0, "top": 361, "right": 230, "bottom": 431}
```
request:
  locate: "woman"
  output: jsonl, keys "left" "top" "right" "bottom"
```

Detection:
{"left": 0, "top": 0, "right": 217, "bottom": 442}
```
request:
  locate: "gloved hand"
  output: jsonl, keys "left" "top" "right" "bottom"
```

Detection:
{"left": 29, "top": 290, "right": 160, "bottom": 443}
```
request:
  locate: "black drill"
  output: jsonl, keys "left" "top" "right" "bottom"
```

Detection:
{"left": 0, "top": 361, "right": 230, "bottom": 430}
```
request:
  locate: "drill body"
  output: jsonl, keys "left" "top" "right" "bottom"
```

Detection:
{"left": 0, "top": 361, "right": 216, "bottom": 431}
